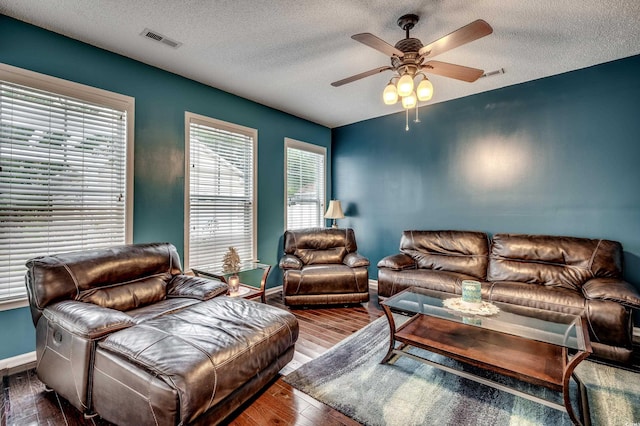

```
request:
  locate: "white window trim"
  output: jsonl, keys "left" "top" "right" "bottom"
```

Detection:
{"left": 0, "top": 63, "right": 135, "bottom": 310}
{"left": 284, "top": 138, "right": 327, "bottom": 231}
{"left": 184, "top": 111, "right": 258, "bottom": 271}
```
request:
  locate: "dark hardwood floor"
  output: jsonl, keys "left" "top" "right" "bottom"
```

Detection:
{"left": 1, "top": 289, "right": 384, "bottom": 426}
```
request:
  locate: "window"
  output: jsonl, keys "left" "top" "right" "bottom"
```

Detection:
{"left": 185, "top": 112, "right": 256, "bottom": 270}
{"left": 285, "top": 138, "right": 326, "bottom": 230}
{"left": 0, "top": 64, "right": 134, "bottom": 307}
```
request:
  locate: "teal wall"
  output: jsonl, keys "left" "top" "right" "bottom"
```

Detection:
{"left": 0, "top": 16, "right": 331, "bottom": 359}
{"left": 332, "top": 55, "right": 640, "bottom": 301}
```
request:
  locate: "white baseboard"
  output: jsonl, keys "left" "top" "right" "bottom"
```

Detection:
{"left": 265, "top": 285, "right": 282, "bottom": 297}
{"left": 0, "top": 351, "right": 36, "bottom": 376}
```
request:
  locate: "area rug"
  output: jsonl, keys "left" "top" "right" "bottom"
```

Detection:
{"left": 284, "top": 316, "right": 640, "bottom": 426}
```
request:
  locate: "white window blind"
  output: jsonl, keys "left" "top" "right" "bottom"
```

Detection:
{"left": 285, "top": 138, "right": 325, "bottom": 230}
{"left": 186, "top": 113, "right": 256, "bottom": 270}
{"left": 0, "top": 75, "right": 132, "bottom": 304}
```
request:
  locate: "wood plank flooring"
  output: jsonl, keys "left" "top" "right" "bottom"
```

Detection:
{"left": 1, "top": 289, "right": 384, "bottom": 426}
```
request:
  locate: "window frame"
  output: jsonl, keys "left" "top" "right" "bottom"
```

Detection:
{"left": 0, "top": 63, "right": 135, "bottom": 310}
{"left": 184, "top": 111, "right": 258, "bottom": 271}
{"left": 284, "top": 137, "right": 327, "bottom": 231}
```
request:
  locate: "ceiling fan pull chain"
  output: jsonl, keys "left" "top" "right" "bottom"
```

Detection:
{"left": 405, "top": 109, "right": 409, "bottom": 131}
{"left": 415, "top": 103, "right": 421, "bottom": 123}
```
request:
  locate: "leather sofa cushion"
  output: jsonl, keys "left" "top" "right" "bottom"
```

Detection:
{"left": 489, "top": 281, "right": 586, "bottom": 312}
{"left": 399, "top": 230, "right": 489, "bottom": 280}
{"left": 284, "top": 264, "right": 367, "bottom": 295}
{"left": 78, "top": 274, "right": 169, "bottom": 311}
{"left": 377, "top": 268, "right": 488, "bottom": 298}
{"left": 296, "top": 247, "right": 347, "bottom": 265}
{"left": 126, "top": 298, "right": 200, "bottom": 323}
{"left": 488, "top": 234, "right": 623, "bottom": 291}
{"left": 284, "top": 228, "right": 358, "bottom": 256}
{"left": 97, "top": 298, "right": 298, "bottom": 424}
{"left": 26, "top": 243, "right": 182, "bottom": 311}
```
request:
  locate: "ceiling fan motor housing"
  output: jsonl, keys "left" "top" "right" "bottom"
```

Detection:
{"left": 392, "top": 38, "right": 424, "bottom": 73}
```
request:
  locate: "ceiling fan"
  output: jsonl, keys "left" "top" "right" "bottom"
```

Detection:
{"left": 331, "top": 14, "right": 493, "bottom": 110}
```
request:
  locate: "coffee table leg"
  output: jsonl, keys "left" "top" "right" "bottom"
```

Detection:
{"left": 563, "top": 349, "right": 590, "bottom": 426}
{"left": 381, "top": 304, "right": 397, "bottom": 364}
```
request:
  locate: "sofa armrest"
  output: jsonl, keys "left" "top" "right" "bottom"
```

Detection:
{"left": 167, "top": 275, "right": 228, "bottom": 300}
{"left": 582, "top": 278, "right": 640, "bottom": 309}
{"left": 279, "top": 254, "right": 303, "bottom": 270}
{"left": 377, "top": 253, "right": 416, "bottom": 271}
{"left": 43, "top": 300, "right": 135, "bottom": 339}
{"left": 344, "top": 252, "right": 370, "bottom": 268}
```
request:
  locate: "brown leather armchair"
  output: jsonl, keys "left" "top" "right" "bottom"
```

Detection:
{"left": 279, "top": 228, "right": 370, "bottom": 306}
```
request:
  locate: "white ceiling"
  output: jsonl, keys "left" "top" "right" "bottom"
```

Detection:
{"left": 1, "top": 0, "right": 639, "bottom": 128}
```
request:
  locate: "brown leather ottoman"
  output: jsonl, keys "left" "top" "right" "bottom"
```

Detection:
{"left": 91, "top": 297, "right": 298, "bottom": 425}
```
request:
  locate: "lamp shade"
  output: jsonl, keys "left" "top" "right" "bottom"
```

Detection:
{"left": 324, "top": 200, "right": 345, "bottom": 219}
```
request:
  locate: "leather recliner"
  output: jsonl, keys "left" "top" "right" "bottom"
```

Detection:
{"left": 279, "top": 228, "right": 370, "bottom": 306}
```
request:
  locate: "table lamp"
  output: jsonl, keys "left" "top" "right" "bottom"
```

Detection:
{"left": 324, "top": 200, "right": 345, "bottom": 228}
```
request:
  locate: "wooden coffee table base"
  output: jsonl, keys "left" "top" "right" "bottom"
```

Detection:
{"left": 381, "top": 308, "right": 591, "bottom": 426}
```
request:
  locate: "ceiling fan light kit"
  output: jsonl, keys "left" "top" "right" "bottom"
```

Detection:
{"left": 332, "top": 14, "right": 493, "bottom": 130}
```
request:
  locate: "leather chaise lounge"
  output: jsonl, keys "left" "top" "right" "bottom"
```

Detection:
{"left": 25, "top": 242, "right": 299, "bottom": 425}
{"left": 378, "top": 230, "right": 640, "bottom": 364}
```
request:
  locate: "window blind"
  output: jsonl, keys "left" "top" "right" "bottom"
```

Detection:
{"left": 285, "top": 139, "right": 325, "bottom": 230}
{"left": 0, "top": 81, "right": 129, "bottom": 303}
{"left": 187, "top": 115, "right": 256, "bottom": 270}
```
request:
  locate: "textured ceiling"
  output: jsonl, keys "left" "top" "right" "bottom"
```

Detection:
{"left": 1, "top": 0, "right": 639, "bottom": 128}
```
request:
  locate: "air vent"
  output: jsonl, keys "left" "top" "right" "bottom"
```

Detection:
{"left": 140, "top": 28, "right": 182, "bottom": 49}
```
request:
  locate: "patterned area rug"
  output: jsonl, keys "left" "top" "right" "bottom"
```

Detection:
{"left": 284, "top": 316, "right": 640, "bottom": 426}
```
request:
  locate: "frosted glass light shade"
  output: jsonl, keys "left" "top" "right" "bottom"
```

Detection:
{"left": 401, "top": 92, "right": 417, "bottom": 109}
{"left": 396, "top": 74, "right": 414, "bottom": 97}
{"left": 416, "top": 78, "right": 434, "bottom": 101}
{"left": 383, "top": 82, "right": 398, "bottom": 105}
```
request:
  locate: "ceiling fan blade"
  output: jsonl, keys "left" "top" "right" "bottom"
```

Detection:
{"left": 331, "top": 66, "right": 393, "bottom": 87}
{"left": 418, "top": 19, "right": 493, "bottom": 58}
{"left": 352, "top": 33, "right": 405, "bottom": 58}
{"left": 422, "top": 61, "right": 484, "bottom": 82}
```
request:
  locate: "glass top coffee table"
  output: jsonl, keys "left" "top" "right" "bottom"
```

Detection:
{"left": 191, "top": 262, "right": 271, "bottom": 303}
{"left": 381, "top": 286, "right": 592, "bottom": 425}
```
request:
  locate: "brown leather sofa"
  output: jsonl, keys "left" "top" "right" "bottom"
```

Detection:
{"left": 25, "top": 242, "right": 299, "bottom": 425}
{"left": 377, "top": 230, "right": 640, "bottom": 364}
{"left": 279, "top": 228, "right": 370, "bottom": 306}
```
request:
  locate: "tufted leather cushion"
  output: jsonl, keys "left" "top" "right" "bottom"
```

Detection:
{"left": 284, "top": 228, "right": 357, "bottom": 265}
{"left": 488, "top": 234, "right": 623, "bottom": 291}
{"left": 399, "top": 230, "right": 490, "bottom": 280}
{"left": 77, "top": 274, "right": 169, "bottom": 311}
{"left": 26, "top": 243, "right": 182, "bottom": 311}
{"left": 296, "top": 247, "right": 347, "bottom": 265}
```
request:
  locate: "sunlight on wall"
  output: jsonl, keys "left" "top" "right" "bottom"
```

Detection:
{"left": 455, "top": 133, "right": 534, "bottom": 191}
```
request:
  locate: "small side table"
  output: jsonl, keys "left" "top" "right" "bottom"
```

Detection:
{"left": 192, "top": 262, "right": 271, "bottom": 303}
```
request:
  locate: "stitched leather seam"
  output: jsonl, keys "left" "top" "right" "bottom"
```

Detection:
{"left": 587, "top": 240, "right": 602, "bottom": 277}
{"left": 68, "top": 335, "right": 87, "bottom": 409}
{"left": 57, "top": 261, "right": 82, "bottom": 301}
{"left": 585, "top": 303, "right": 600, "bottom": 343}
{"left": 489, "top": 255, "right": 590, "bottom": 270}
{"left": 146, "top": 373, "right": 160, "bottom": 426}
